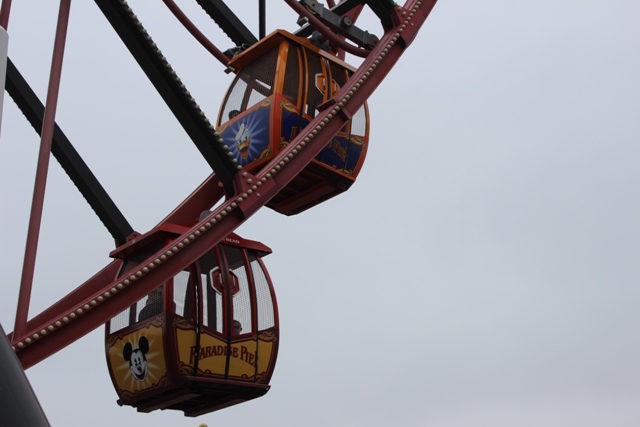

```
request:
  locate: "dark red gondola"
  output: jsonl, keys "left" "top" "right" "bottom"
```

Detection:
{"left": 105, "top": 226, "right": 279, "bottom": 417}
{"left": 217, "top": 29, "right": 370, "bottom": 215}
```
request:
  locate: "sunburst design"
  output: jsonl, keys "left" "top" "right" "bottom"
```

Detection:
{"left": 222, "top": 109, "right": 270, "bottom": 165}
{"left": 109, "top": 328, "right": 167, "bottom": 394}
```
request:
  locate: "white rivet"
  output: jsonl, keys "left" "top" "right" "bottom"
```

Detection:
{"left": 84, "top": 304, "right": 90, "bottom": 310}
{"left": 55, "top": 321, "right": 62, "bottom": 327}
{"left": 142, "top": 267, "right": 149, "bottom": 273}
{"left": 33, "top": 333, "right": 39, "bottom": 339}
{"left": 91, "top": 300, "right": 97, "bottom": 306}
{"left": 63, "top": 317, "right": 69, "bottom": 323}
{"left": 25, "top": 338, "right": 31, "bottom": 344}
{"left": 48, "top": 325, "right": 55, "bottom": 331}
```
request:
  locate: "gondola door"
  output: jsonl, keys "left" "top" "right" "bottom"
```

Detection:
{"left": 189, "top": 244, "right": 268, "bottom": 384}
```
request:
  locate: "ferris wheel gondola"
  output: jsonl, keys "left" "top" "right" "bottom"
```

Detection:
{"left": 217, "top": 30, "right": 370, "bottom": 215}
{"left": 105, "top": 230, "right": 278, "bottom": 416}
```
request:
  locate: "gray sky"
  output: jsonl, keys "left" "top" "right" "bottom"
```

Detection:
{"left": 2, "top": 1, "right": 640, "bottom": 426}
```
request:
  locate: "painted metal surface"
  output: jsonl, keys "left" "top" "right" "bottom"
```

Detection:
{"left": 104, "top": 235, "right": 278, "bottom": 415}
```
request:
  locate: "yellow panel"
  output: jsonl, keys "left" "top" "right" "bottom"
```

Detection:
{"left": 106, "top": 319, "right": 168, "bottom": 397}
{"left": 180, "top": 331, "right": 227, "bottom": 376}
{"left": 180, "top": 329, "right": 276, "bottom": 382}
{"left": 257, "top": 331, "right": 277, "bottom": 379}
{"left": 228, "top": 339, "right": 257, "bottom": 379}
{"left": 174, "top": 318, "right": 197, "bottom": 375}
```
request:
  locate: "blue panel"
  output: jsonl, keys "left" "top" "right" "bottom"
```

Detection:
{"left": 316, "top": 136, "right": 364, "bottom": 175}
{"left": 219, "top": 103, "right": 272, "bottom": 167}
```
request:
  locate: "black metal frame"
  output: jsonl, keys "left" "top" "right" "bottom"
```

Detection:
{"left": 94, "top": 0, "right": 240, "bottom": 194}
{"left": 5, "top": 59, "right": 134, "bottom": 246}
{"left": 295, "top": 0, "right": 397, "bottom": 41}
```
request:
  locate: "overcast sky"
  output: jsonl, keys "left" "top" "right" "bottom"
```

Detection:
{"left": 2, "top": 1, "right": 640, "bottom": 426}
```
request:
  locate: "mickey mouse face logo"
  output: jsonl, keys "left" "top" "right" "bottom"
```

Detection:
{"left": 123, "top": 336, "right": 149, "bottom": 382}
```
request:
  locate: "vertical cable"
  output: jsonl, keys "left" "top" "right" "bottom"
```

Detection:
{"left": 259, "top": 0, "right": 265, "bottom": 39}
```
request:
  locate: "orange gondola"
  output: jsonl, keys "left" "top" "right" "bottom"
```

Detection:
{"left": 105, "top": 228, "right": 278, "bottom": 417}
{"left": 217, "top": 29, "right": 370, "bottom": 215}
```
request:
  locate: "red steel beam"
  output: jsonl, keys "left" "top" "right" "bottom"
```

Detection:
{"left": 13, "top": 0, "right": 72, "bottom": 338}
{"left": 0, "top": 0, "right": 11, "bottom": 30}
{"left": 162, "top": 0, "right": 230, "bottom": 67}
